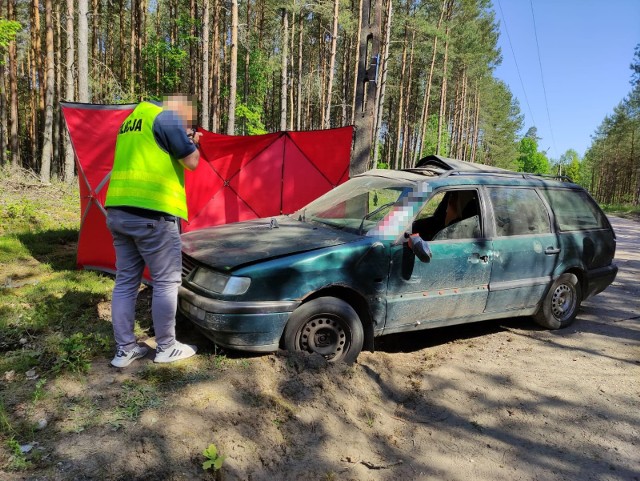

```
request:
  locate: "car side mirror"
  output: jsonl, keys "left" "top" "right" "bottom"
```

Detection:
{"left": 405, "top": 233, "right": 432, "bottom": 262}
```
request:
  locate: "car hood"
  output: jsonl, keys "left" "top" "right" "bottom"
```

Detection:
{"left": 181, "top": 216, "right": 362, "bottom": 271}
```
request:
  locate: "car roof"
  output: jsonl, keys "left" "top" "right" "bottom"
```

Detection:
{"left": 356, "top": 155, "right": 580, "bottom": 190}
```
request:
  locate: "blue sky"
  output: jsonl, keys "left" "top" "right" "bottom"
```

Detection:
{"left": 492, "top": 0, "right": 640, "bottom": 160}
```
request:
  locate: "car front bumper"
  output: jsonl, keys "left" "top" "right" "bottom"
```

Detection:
{"left": 178, "top": 286, "right": 301, "bottom": 352}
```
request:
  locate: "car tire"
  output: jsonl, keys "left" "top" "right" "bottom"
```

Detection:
{"left": 283, "top": 297, "right": 364, "bottom": 363}
{"left": 534, "top": 273, "right": 582, "bottom": 329}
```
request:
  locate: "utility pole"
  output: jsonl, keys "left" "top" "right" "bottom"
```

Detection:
{"left": 351, "top": 0, "right": 381, "bottom": 176}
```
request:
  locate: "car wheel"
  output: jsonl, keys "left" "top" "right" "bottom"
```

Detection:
{"left": 283, "top": 297, "right": 364, "bottom": 363}
{"left": 534, "top": 273, "right": 582, "bottom": 329}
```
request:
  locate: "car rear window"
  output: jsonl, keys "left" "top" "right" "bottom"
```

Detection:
{"left": 488, "top": 187, "right": 551, "bottom": 237}
{"left": 540, "top": 189, "right": 608, "bottom": 231}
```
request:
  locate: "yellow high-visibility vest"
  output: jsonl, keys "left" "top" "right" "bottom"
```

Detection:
{"left": 105, "top": 101, "right": 188, "bottom": 219}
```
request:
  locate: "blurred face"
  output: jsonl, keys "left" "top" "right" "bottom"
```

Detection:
{"left": 163, "top": 94, "right": 197, "bottom": 124}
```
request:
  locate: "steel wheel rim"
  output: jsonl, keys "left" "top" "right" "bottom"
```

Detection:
{"left": 551, "top": 283, "right": 576, "bottom": 321}
{"left": 299, "top": 316, "right": 348, "bottom": 361}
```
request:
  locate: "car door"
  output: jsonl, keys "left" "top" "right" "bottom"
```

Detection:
{"left": 383, "top": 188, "right": 492, "bottom": 335}
{"left": 484, "top": 186, "right": 559, "bottom": 313}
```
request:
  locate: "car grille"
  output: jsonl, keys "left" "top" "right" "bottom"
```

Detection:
{"left": 182, "top": 254, "right": 196, "bottom": 278}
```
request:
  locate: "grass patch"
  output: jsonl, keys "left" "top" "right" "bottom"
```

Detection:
{"left": 114, "top": 380, "right": 162, "bottom": 422}
{"left": 140, "top": 358, "right": 215, "bottom": 387}
{"left": 0, "top": 171, "right": 125, "bottom": 460}
{"left": 0, "top": 170, "right": 234, "bottom": 473}
{"left": 600, "top": 203, "right": 640, "bottom": 218}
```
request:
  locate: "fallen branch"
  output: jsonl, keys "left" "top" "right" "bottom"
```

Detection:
{"left": 361, "top": 460, "right": 403, "bottom": 470}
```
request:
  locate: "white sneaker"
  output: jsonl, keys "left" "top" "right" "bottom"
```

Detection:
{"left": 154, "top": 341, "right": 197, "bottom": 363}
{"left": 111, "top": 345, "right": 149, "bottom": 368}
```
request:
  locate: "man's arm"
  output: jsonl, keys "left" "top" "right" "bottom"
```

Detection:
{"left": 179, "top": 132, "right": 202, "bottom": 170}
{"left": 153, "top": 111, "right": 201, "bottom": 170}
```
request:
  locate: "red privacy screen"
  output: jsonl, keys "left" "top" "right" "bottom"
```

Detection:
{"left": 61, "top": 102, "right": 352, "bottom": 274}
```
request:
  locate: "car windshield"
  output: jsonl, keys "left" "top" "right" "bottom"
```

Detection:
{"left": 292, "top": 176, "right": 420, "bottom": 236}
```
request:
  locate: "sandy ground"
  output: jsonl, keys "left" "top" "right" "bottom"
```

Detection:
{"left": 3, "top": 216, "right": 639, "bottom": 481}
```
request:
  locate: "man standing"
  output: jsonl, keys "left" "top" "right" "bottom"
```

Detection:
{"left": 105, "top": 94, "right": 203, "bottom": 367}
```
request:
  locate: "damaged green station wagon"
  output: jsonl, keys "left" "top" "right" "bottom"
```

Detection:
{"left": 178, "top": 156, "right": 618, "bottom": 363}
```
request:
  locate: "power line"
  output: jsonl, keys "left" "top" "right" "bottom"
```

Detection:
{"left": 496, "top": 0, "right": 536, "bottom": 127}
{"left": 529, "top": 0, "right": 558, "bottom": 157}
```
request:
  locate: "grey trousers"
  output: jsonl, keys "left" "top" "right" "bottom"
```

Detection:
{"left": 106, "top": 208, "right": 182, "bottom": 351}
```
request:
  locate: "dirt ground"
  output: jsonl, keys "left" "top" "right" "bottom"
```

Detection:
{"left": 3, "top": 216, "right": 639, "bottom": 481}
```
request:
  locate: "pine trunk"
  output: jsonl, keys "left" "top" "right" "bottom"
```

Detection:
{"left": 211, "top": 0, "right": 220, "bottom": 132}
{"left": 436, "top": 24, "right": 450, "bottom": 155}
{"left": 350, "top": 0, "right": 363, "bottom": 126}
{"left": 296, "top": 12, "right": 303, "bottom": 131}
{"left": 401, "top": 30, "right": 415, "bottom": 169}
{"left": 289, "top": 12, "right": 295, "bottom": 131}
{"left": 394, "top": 22, "right": 408, "bottom": 170}
{"left": 416, "top": 0, "right": 447, "bottom": 163}
{"left": 243, "top": 0, "right": 251, "bottom": 108}
{"left": 319, "top": 25, "right": 325, "bottom": 129}
{"left": 471, "top": 81, "right": 480, "bottom": 162}
{"left": 53, "top": 2, "right": 61, "bottom": 175}
{"left": 129, "top": 1, "right": 136, "bottom": 96}
{"left": 64, "top": 0, "right": 75, "bottom": 181}
{"left": 78, "top": 0, "right": 89, "bottom": 102}
{"left": 40, "top": 0, "right": 54, "bottom": 183}
{"left": 139, "top": 0, "right": 146, "bottom": 94}
{"left": 280, "top": 8, "right": 288, "bottom": 131}
{"left": 227, "top": 0, "right": 238, "bottom": 134}
{"left": 372, "top": 0, "right": 392, "bottom": 167}
{"left": 119, "top": 0, "right": 125, "bottom": 84}
{"left": 201, "top": 0, "right": 210, "bottom": 130}
{"left": 324, "top": 0, "right": 339, "bottom": 129}
{"left": 7, "top": 0, "right": 19, "bottom": 167}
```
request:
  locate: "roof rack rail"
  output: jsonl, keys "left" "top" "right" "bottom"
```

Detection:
{"left": 446, "top": 170, "right": 527, "bottom": 179}
{"left": 409, "top": 156, "right": 575, "bottom": 183}
{"left": 446, "top": 171, "right": 574, "bottom": 182}
{"left": 530, "top": 173, "right": 574, "bottom": 183}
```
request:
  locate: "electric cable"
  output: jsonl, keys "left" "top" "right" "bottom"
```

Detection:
{"left": 496, "top": 0, "right": 536, "bottom": 127}
{"left": 529, "top": 0, "right": 558, "bottom": 157}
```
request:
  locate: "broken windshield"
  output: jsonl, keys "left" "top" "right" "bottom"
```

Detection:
{"left": 292, "top": 176, "right": 419, "bottom": 236}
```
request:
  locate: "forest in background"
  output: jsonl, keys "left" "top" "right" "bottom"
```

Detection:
{"left": 0, "top": 0, "right": 638, "bottom": 205}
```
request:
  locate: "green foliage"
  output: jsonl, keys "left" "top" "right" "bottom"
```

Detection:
{"left": 5, "top": 438, "right": 30, "bottom": 470}
{"left": 564, "top": 158, "right": 580, "bottom": 182}
{"left": 477, "top": 78, "right": 522, "bottom": 169}
{"left": 142, "top": 39, "right": 189, "bottom": 94}
{"left": 600, "top": 203, "right": 640, "bottom": 215}
{"left": 236, "top": 103, "right": 267, "bottom": 135}
{"left": 552, "top": 149, "right": 582, "bottom": 182}
{"left": 0, "top": 19, "right": 20, "bottom": 61}
{"left": 582, "top": 45, "right": 640, "bottom": 204}
{"left": 32, "top": 378, "right": 47, "bottom": 403}
{"left": 115, "top": 381, "right": 162, "bottom": 422}
{"left": 202, "top": 443, "right": 226, "bottom": 472}
{"left": 244, "top": 50, "right": 271, "bottom": 107}
{"left": 517, "top": 136, "right": 550, "bottom": 174}
{"left": 0, "top": 400, "right": 12, "bottom": 435}
{"left": 419, "top": 115, "right": 441, "bottom": 159}
{"left": 50, "top": 332, "right": 109, "bottom": 374}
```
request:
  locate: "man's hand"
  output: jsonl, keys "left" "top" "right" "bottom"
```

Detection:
{"left": 187, "top": 128, "right": 203, "bottom": 146}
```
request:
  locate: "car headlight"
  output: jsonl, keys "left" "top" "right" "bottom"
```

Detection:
{"left": 190, "top": 268, "right": 251, "bottom": 295}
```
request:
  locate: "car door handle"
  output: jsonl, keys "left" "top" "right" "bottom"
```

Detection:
{"left": 468, "top": 253, "right": 490, "bottom": 264}
{"left": 545, "top": 247, "right": 561, "bottom": 255}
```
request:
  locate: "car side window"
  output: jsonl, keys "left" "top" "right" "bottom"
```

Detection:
{"left": 540, "top": 189, "right": 608, "bottom": 231}
{"left": 489, "top": 187, "right": 551, "bottom": 237}
{"left": 413, "top": 189, "right": 481, "bottom": 241}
